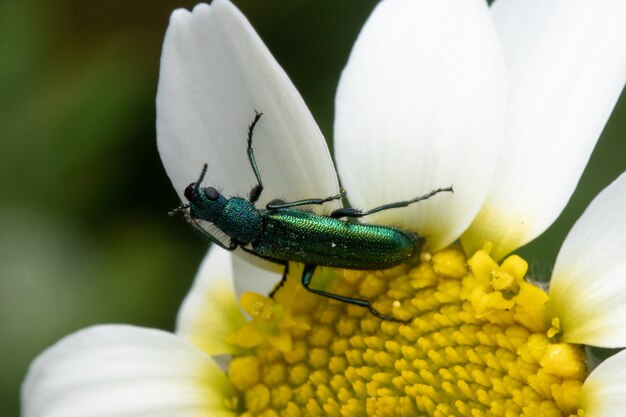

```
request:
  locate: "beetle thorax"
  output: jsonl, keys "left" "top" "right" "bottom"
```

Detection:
{"left": 216, "top": 197, "right": 263, "bottom": 244}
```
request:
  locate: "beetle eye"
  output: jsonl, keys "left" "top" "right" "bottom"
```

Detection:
{"left": 184, "top": 184, "right": 195, "bottom": 200}
{"left": 204, "top": 186, "right": 219, "bottom": 200}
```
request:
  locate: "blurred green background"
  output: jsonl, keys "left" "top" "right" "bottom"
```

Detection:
{"left": 1, "top": 1, "right": 624, "bottom": 415}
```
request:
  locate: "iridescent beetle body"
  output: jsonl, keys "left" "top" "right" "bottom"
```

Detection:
{"left": 177, "top": 112, "right": 452, "bottom": 321}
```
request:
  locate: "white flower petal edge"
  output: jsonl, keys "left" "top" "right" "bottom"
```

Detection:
{"left": 176, "top": 245, "right": 246, "bottom": 355}
{"left": 22, "top": 325, "right": 235, "bottom": 417}
{"left": 334, "top": 0, "right": 506, "bottom": 251}
{"left": 231, "top": 248, "right": 282, "bottom": 303}
{"left": 463, "top": 0, "right": 626, "bottom": 259}
{"left": 581, "top": 349, "right": 626, "bottom": 417}
{"left": 548, "top": 171, "right": 626, "bottom": 347}
{"left": 157, "top": 0, "right": 340, "bottom": 211}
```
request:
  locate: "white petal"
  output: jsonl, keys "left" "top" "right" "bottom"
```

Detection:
{"left": 463, "top": 0, "right": 626, "bottom": 259}
{"left": 157, "top": 0, "right": 340, "bottom": 211}
{"left": 548, "top": 172, "right": 626, "bottom": 347}
{"left": 581, "top": 349, "right": 626, "bottom": 417}
{"left": 231, "top": 251, "right": 283, "bottom": 302}
{"left": 176, "top": 246, "right": 246, "bottom": 355}
{"left": 22, "top": 325, "right": 235, "bottom": 417}
{"left": 334, "top": 0, "right": 507, "bottom": 251}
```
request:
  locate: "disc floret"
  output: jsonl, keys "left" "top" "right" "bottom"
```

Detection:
{"left": 227, "top": 246, "right": 587, "bottom": 417}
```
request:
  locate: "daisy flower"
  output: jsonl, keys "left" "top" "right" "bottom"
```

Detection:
{"left": 22, "top": 1, "right": 626, "bottom": 416}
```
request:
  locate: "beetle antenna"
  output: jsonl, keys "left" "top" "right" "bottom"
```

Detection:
{"left": 195, "top": 163, "right": 208, "bottom": 190}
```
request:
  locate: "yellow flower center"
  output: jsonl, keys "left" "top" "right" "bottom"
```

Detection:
{"left": 226, "top": 246, "right": 587, "bottom": 417}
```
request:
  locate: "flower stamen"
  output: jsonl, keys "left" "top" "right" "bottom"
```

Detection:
{"left": 227, "top": 246, "right": 587, "bottom": 416}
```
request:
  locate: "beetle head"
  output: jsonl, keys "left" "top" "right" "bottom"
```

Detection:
{"left": 182, "top": 164, "right": 227, "bottom": 222}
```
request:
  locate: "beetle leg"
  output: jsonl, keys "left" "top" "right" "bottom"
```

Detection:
{"left": 301, "top": 264, "right": 409, "bottom": 323}
{"left": 247, "top": 111, "right": 264, "bottom": 204}
{"left": 185, "top": 214, "right": 238, "bottom": 250}
{"left": 269, "top": 263, "right": 289, "bottom": 298}
{"left": 197, "top": 229, "right": 238, "bottom": 250}
{"left": 266, "top": 189, "right": 346, "bottom": 210}
{"left": 330, "top": 186, "right": 454, "bottom": 219}
{"left": 239, "top": 247, "right": 290, "bottom": 298}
